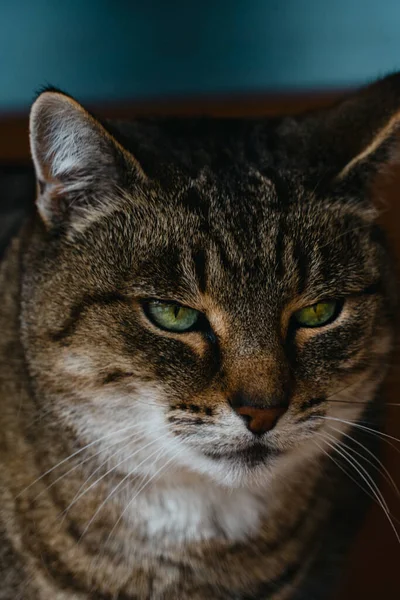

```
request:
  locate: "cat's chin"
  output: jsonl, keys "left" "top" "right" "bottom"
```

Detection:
{"left": 183, "top": 443, "right": 281, "bottom": 489}
{"left": 205, "top": 458, "right": 276, "bottom": 489}
{"left": 202, "top": 442, "right": 280, "bottom": 467}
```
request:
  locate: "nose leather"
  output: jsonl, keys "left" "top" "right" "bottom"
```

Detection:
{"left": 235, "top": 406, "right": 287, "bottom": 435}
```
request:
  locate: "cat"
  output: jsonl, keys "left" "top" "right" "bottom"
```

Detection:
{"left": 0, "top": 72, "right": 398, "bottom": 600}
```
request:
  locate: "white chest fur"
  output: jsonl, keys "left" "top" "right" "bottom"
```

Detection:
{"left": 120, "top": 475, "right": 266, "bottom": 545}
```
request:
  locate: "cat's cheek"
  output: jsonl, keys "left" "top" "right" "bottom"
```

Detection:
{"left": 59, "top": 351, "right": 97, "bottom": 378}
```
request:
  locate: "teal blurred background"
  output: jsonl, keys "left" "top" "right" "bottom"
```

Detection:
{"left": 1, "top": 0, "right": 400, "bottom": 112}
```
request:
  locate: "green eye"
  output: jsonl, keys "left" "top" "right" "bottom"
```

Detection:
{"left": 144, "top": 301, "right": 200, "bottom": 332}
{"left": 294, "top": 300, "right": 338, "bottom": 328}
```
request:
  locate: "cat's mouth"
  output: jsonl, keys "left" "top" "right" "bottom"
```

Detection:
{"left": 203, "top": 443, "right": 281, "bottom": 466}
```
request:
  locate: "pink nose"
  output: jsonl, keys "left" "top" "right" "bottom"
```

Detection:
{"left": 234, "top": 406, "right": 287, "bottom": 435}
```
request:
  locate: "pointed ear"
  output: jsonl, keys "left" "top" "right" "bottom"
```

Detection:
{"left": 29, "top": 91, "right": 145, "bottom": 229}
{"left": 305, "top": 73, "right": 400, "bottom": 199}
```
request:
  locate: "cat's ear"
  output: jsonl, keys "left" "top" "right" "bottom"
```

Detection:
{"left": 29, "top": 90, "right": 145, "bottom": 229}
{"left": 305, "top": 73, "right": 400, "bottom": 197}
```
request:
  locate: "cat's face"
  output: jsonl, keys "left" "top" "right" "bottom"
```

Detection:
{"left": 21, "top": 92, "right": 396, "bottom": 488}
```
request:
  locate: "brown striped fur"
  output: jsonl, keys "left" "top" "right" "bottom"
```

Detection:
{"left": 1, "top": 73, "right": 400, "bottom": 599}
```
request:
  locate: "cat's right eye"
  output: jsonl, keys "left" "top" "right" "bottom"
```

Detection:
{"left": 142, "top": 300, "right": 201, "bottom": 333}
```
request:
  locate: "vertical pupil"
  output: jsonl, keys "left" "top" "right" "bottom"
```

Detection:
{"left": 173, "top": 305, "right": 180, "bottom": 319}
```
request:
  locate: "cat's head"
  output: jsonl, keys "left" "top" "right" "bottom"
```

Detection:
{"left": 21, "top": 77, "right": 398, "bottom": 488}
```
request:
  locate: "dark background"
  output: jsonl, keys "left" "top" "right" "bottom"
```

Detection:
{"left": 1, "top": 3, "right": 399, "bottom": 598}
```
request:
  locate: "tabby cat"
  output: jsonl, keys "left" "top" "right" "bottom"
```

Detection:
{"left": 0, "top": 73, "right": 399, "bottom": 600}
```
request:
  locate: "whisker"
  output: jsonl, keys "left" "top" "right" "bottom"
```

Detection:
{"left": 34, "top": 426, "right": 149, "bottom": 504}
{"left": 313, "top": 415, "right": 400, "bottom": 459}
{"left": 79, "top": 442, "right": 169, "bottom": 539}
{"left": 57, "top": 431, "right": 149, "bottom": 525}
{"left": 326, "top": 424, "right": 400, "bottom": 497}
{"left": 313, "top": 437, "right": 400, "bottom": 536}
{"left": 321, "top": 430, "right": 398, "bottom": 500}
{"left": 314, "top": 439, "right": 379, "bottom": 508}
{"left": 62, "top": 430, "right": 170, "bottom": 521}
{"left": 15, "top": 421, "right": 152, "bottom": 499}
{"left": 86, "top": 445, "right": 167, "bottom": 575}
{"left": 316, "top": 432, "right": 390, "bottom": 514}
{"left": 317, "top": 415, "right": 400, "bottom": 447}
{"left": 103, "top": 445, "right": 185, "bottom": 546}
{"left": 315, "top": 435, "right": 400, "bottom": 543}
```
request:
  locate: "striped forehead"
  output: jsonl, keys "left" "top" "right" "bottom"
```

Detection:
{"left": 126, "top": 169, "right": 375, "bottom": 310}
{"left": 183, "top": 199, "right": 375, "bottom": 311}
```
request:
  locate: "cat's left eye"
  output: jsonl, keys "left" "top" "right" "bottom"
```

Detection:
{"left": 294, "top": 300, "right": 340, "bottom": 328}
{"left": 143, "top": 300, "right": 200, "bottom": 332}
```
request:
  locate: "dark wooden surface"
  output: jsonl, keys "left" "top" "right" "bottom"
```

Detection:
{"left": 0, "top": 92, "right": 399, "bottom": 599}
{"left": 0, "top": 90, "right": 346, "bottom": 162}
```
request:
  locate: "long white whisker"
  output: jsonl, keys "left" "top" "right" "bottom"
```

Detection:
{"left": 315, "top": 434, "right": 400, "bottom": 543}
{"left": 64, "top": 430, "right": 170, "bottom": 519}
{"left": 326, "top": 424, "right": 400, "bottom": 497}
{"left": 316, "top": 432, "right": 390, "bottom": 514}
{"left": 320, "top": 431, "right": 394, "bottom": 510}
{"left": 316, "top": 415, "right": 400, "bottom": 449}
{"left": 15, "top": 421, "right": 152, "bottom": 499}
{"left": 87, "top": 445, "right": 167, "bottom": 574}
{"left": 104, "top": 446, "right": 185, "bottom": 546}
{"left": 313, "top": 437, "right": 400, "bottom": 536}
{"left": 79, "top": 442, "right": 168, "bottom": 539}
{"left": 58, "top": 431, "right": 149, "bottom": 525}
{"left": 35, "top": 427, "right": 148, "bottom": 504}
{"left": 314, "top": 439, "right": 378, "bottom": 506}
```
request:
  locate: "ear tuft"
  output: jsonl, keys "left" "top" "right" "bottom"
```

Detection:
{"left": 29, "top": 91, "right": 144, "bottom": 229}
